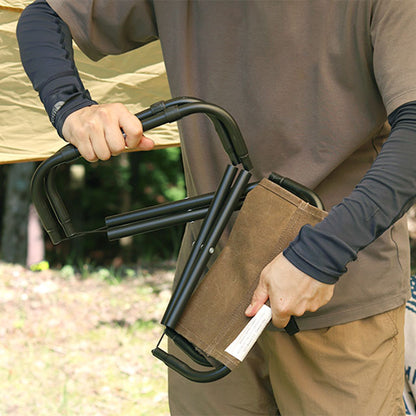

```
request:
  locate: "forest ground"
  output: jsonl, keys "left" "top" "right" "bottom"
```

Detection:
{"left": 0, "top": 261, "right": 174, "bottom": 416}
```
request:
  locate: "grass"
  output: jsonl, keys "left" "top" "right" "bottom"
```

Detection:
{"left": 0, "top": 261, "right": 173, "bottom": 415}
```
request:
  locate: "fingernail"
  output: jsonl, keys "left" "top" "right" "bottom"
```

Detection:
{"left": 245, "top": 304, "right": 253, "bottom": 315}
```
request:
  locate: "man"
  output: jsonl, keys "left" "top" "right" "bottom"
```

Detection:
{"left": 17, "top": 1, "right": 416, "bottom": 414}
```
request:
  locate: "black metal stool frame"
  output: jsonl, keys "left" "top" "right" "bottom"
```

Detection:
{"left": 31, "top": 97, "right": 324, "bottom": 382}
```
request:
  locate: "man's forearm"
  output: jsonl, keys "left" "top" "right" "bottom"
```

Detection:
{"left": 284, "top": 101, "right": 416, "bottom": 283}
{"left": 16, "top": 0, "right": 96, "bottom": 138}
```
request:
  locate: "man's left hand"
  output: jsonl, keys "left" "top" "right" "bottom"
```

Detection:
{"left": 245, "top": 253, "right": 335, "bottom": 328}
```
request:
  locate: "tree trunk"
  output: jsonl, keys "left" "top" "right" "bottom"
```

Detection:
{"left": 1, "top": 162, "right": 36, "bottom": 265}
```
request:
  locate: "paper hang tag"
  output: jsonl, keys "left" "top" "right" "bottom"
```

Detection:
{"left": 225, "top": 305, "right": 272, "bottom": 362}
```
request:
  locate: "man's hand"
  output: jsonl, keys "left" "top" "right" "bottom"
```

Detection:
{"left": 245, "top": 253, "right": 334, "bottom": 328}
{"left": 62, "top": 103, "right": 154, "bottom": 161}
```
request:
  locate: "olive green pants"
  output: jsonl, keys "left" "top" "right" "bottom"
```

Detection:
{"left": 168, "top": 305, "right": 405, "bottom": 416}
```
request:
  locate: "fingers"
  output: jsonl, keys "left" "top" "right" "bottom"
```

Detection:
{"left": 119, "top": 111, "right": 154, "bottom": 151}
{"left": 245, "top": 277, "right": 269, "bottom": 317}
{"left": 245, "top": 253, "right": 335, "bottom": 329}
{"left": 62, "top": 103, "right": 154, "bottom": 162}
{"left": 244, "top": 277, "right": 292, "bottom": 327}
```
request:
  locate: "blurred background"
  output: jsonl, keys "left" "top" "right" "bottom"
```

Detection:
{"left": 0, "top": 5, "right": 182, "bottom": 415}
{"left": 0, "top": 2, "right": 185, "bottom": 272}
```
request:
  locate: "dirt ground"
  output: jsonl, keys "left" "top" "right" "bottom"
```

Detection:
{"left": 0, "top": 261, "right": 175, "bottom": 416}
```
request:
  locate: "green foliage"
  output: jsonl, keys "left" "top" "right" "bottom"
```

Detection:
{"left": 48, "top": 147, "right": 185, "bottom": 268}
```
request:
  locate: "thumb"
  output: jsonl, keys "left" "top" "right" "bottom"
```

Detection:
{"left": 136, "top": 135, "right": 155, "bottom": 151}
{"left": 245, "top": 279, "right": 269, "bottom": 317}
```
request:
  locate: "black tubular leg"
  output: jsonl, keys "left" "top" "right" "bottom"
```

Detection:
{"left": 162, "top": 169, "right": 252, "bottom": 329}
{"left": 105, "top": 182, "right": 259, "bottom": 240}
{"left": 106, "top": 207, "right": 208, "bottom": 241}
{"left": 31, "top": 158, "right": 66, "bottom": 244}
{"left": 285, "top": 316, "right": 300, "bottom": 335}
{"left": 105, "top": 174, "right": 323, "bottom": 240}
{"left": 161, "top": 164, "right": 239, "bottom": 326}
{"left": 268, "top": 172, "right": 325, "bottom": 211}
{"left": 135, "top": 96, "right": 206, "bottom": 121}
{"left": 164, "top": 328, "right": 213, "bottom": 367}
{"left": 46, "top": 166, "right": 76, "bottom": 237}
{"left": 151, "top": 346, "right": 231, "bottom": 383}
{"left": 139, "top": 102, "right": 252, "bottom": 171}
{"left": 31, "top": 144, "right": 81, "bottom": 244}
{"left": 105, "top": 192, "right": 214, "bottom": 228}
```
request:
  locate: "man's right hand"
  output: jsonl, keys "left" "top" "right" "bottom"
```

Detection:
{"left": 62, "top": 103, "right": 154, "bottom": 162}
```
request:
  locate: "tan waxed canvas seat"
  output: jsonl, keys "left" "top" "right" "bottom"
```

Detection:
{"left": 174, "top": 178, "right": 327, "bottom": 373}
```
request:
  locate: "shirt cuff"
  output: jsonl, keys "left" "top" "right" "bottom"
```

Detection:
{"left": 283, "top": 224, "right": 357, "bottom": 284}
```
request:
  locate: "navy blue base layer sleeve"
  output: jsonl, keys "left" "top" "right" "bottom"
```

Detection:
{"left": 284, "top": 102, "right": 416, "bottom": 284}
{"left": 16, "top": 0, "right": 97, "bottom": 138}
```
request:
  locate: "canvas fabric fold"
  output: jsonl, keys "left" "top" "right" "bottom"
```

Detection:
{"left": 174, "top": 177, "right": 327, "bottom": 370}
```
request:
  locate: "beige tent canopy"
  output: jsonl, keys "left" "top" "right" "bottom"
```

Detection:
{"left": 0, "top": 1, "right": 180, "bottom": 164}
